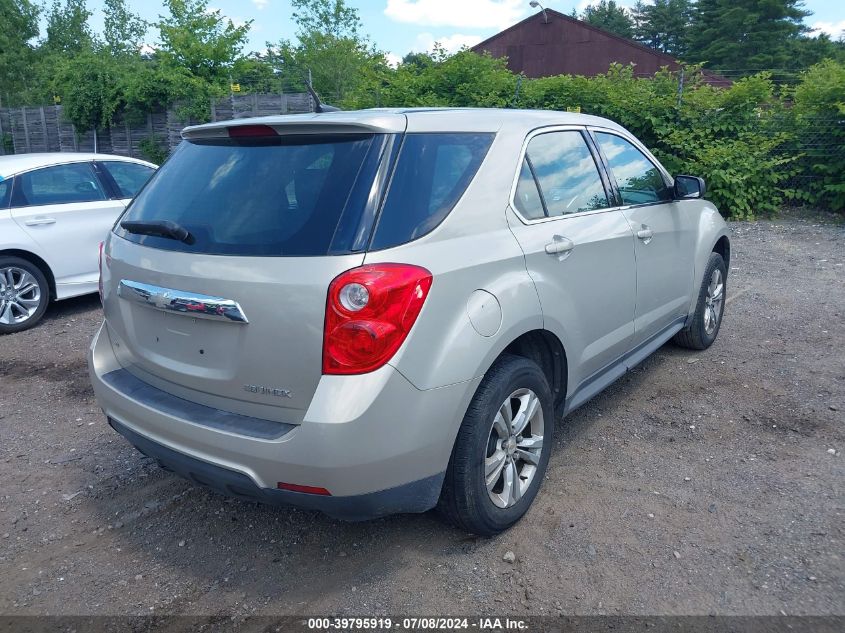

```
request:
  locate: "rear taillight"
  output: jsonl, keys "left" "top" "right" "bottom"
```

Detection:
{"left": 98, "top": 241, "right": 105, "bottom": 304}
{"left": 322, "top": 264, "right": 433, "bottom": 375}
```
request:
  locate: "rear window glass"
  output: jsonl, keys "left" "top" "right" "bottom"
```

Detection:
{"left": 369, "top": 133, "right": 494, "bottom": 250}
{"left": 116, "top": 135, "right": 382, "bottom": 256}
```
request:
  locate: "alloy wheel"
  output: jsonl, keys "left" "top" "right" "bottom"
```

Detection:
{"left": 485, "top": 388, "right": 545, "bottom": 509}
{"left": 703, "top": 268, "right": 724, "bottom": 335}
{"left": 0, "top": 267, "right": 43, "bottom": 326}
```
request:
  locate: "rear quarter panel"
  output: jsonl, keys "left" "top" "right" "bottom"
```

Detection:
{"left": 363, "top": 126, "right": 543, "bottom": 391}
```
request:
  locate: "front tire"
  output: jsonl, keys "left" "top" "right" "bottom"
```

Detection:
{"left": 438, "top": 354, "right": 554, "bottom": 536}
{"left": 0, "top": 257, "right": 50, "bottom": 334}
{"left": 674, "top": 252, "right": 727, "bottom": 350}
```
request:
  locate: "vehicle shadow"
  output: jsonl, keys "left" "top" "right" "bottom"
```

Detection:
{"left": 43, "top": 293, "right": 102, "bottom": 322}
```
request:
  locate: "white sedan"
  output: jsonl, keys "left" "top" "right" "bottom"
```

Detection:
{"left": 0, "top": 153, "right": 156, "bottom": 333}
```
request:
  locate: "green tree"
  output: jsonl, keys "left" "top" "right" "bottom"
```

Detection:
{"left": 52, "top": 50, "right": 122, "bottom": 132}
{"left": 784, "top": 34, "right": 845, "bottom": 71}
{"left": 42, "top": 0, "right": 95, "bottom": 56}
{"left": 290, "top": 0, "right": 361, "bottom": 39}
{"left": 269, "top": 0, "right": 385, "bottom": 105}
{"left": 0, "top": 0, "right": 40, "bottom": 105}
{"left": 401, "top": 52, "right": 434, "bottom": 70}
{"left": 581, "top": 1, "right": 635, "bottom": 39}
{"left": 157, "top": 0, "right": 251, "bottom": 84}
{"left": 633, "top": 0, "right": 693, "bottom": 56}
{"left": 103, "top": 0, "right": 148, "bottom": 57}
{"left": 687, "top": 0, "right": 811, "bottom": 74}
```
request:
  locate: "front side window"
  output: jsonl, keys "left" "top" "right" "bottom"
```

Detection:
{"left": 520, "top": 131, "right": 609, "bottom": 217}
{"left": 595, "top": 132, "right": 671, "bottom": 205}
{"left": 13, "top": 163, "right": 107, "bottom": 207}
{"left": 370, "top": 133, "right": 494, "bottom": 250}
{"left": 102, "top": 161, "right": 155, "bottom": 198}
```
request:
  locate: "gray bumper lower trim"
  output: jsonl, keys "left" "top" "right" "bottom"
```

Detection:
{"left": 109, "top": 418, "right": 445, "bottom": 521}
{"left": 102, "top": 368, "right": 295, "bottom": 440}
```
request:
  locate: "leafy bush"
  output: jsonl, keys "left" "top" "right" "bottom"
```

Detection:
{"left": 520, "top": 65, "right": 797, "bottom": 219}
{"left": 349, "top": 54, "right": 845, "bottom": 218}
{"left": 347, "top": 47, "right": 517, "bottom": 109}
{"left": 139, "top": 134, "right": 169, "bottom": 165}
{"left": 789, "top": 60, "right": 845, "bottom": 211}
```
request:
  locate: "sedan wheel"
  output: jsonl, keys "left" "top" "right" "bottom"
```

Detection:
{"left": 0, "top": 267, "right": 43, "bottom": 326}
{"left": 0, "top": 257, "right": 50, "bottom": 334}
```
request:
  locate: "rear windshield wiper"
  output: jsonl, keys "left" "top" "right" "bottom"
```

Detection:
{"left": 121, "top": 220, "right": 195, "bottom": 245}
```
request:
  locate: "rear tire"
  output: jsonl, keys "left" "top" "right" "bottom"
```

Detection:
{"left": 0, "top": 256, "right": 50, "bottom": 334}
{"left": 674, "top": 252, "right": 726, "bottom": 350}
{"left": 438, "top": 354, "right": 554, "bottom": 536}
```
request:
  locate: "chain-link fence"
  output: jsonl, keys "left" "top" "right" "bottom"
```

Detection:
{"left": 767, "top": 113, "right": 845, "bottom": 194}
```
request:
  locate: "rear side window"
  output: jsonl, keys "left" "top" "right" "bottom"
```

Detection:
{"left": 117, "top": 135, "right": 383, "bottom": 256}
{"left": 514, "top": 158, "right": 545, "bottom": 220}
{"left": 13, "top": 163, "right": 107, "bottom": 207}
{"left": 595, "top": 132, "right": 671, "bottom": 205}
{"left": 369, "top": 133, "right": 494, "bottom": 250}
{"left": 102, "top": 161, "right": 155, "bottom": 198}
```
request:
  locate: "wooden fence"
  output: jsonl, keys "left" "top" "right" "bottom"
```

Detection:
{"left": 0, "top": 92, "right": 314, "bottom": 159}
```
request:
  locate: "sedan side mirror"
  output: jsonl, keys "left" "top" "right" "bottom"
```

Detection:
{"left": 674, "top": 175, "right": 706, "bottom": 199}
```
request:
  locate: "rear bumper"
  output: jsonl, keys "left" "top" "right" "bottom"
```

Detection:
{"left": 108, "top": 417, "right": 444, "bottom": 521}
{"left": 89, "top": 322, "right": 479, "bottom": 520}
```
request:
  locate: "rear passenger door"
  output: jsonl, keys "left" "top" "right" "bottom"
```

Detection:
{"left": 592, "top": 131, "right": 697, "bottom": 346}
{"left": 506, "top": 128, "right": 637, "bottom": 402}
{"left": 10, "top": 162, "right": 125, "bottom": 290}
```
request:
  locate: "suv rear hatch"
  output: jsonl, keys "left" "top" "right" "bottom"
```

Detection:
{"left": 102, "top": 114, "right": 495, "bottom": 425}
{"left": 103, "top": 117, "right": 403, "bottom": 424}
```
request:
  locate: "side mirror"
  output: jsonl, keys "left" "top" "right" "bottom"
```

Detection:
{"left": 674, "top": 175, "right": 706, "bottom": 199}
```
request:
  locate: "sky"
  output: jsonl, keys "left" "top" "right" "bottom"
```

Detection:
{"left": 73, "top": 0, "right": 845, "bottom": 66}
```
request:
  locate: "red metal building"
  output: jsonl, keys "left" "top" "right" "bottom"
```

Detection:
{"left": 472, "top": 8, "right": 728, "bottom": 85}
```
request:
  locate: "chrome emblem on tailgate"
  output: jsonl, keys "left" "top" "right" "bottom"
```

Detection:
{"left": 118, "top": 280, "right": 249, "bottom": 323}
{"left": 244, "top": 384, "right": 293, "bottom": 398}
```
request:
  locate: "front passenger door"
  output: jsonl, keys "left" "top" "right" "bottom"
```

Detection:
{"left": 593, "top": 131, "right": 697, "bottom": 346}
{"left": 507, "top": 129, "right": 637, "bottom": 401}
{"left": 11, "top": 162, "right": 126, "bottom": 292}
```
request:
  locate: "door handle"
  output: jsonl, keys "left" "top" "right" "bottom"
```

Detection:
{"left": 636, "top": 226, "right": 654, "bottom": 243}
{"left": 545, "top": 235, "right": 574, "bottom": 259}
{"left": 25, "top": 217, "right": 56, "bottom": 226}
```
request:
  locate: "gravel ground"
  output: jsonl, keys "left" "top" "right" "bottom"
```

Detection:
{"left": 0, "top": 209, "right": 843, "bottom": 617}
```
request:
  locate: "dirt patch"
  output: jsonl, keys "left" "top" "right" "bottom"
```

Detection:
{"left": 0, "top": 358, "right": 93, "bottom": 400}
{"left": 0, "top": 210, "right": 842, "bottom": 617}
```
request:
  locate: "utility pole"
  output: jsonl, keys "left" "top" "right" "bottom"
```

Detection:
{"left": 677, "top": 67, "right": 685, "bottom": 109}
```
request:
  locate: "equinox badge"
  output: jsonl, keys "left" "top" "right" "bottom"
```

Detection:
{"left": 244, "top": 384, "right": 292, "bottom": 399}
